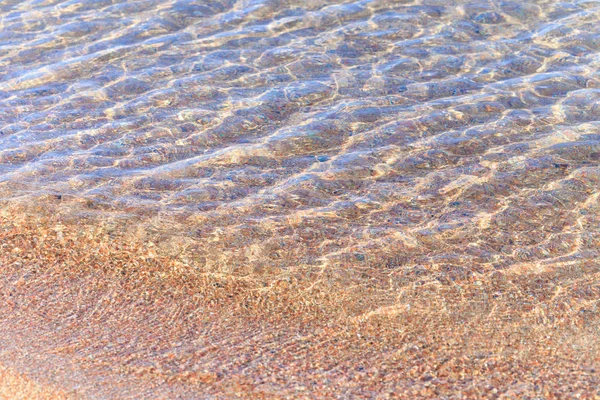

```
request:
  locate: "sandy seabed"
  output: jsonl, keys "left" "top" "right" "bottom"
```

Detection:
{"left": 1, "top": 0, "right": 600, "bottom": 397}
{"left": 0, "top": 200, "right": 598, "bottom": 399}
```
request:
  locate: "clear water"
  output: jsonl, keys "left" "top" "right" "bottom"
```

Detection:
{"left": 1, "top": 0, "right": 599, "bottom": 270}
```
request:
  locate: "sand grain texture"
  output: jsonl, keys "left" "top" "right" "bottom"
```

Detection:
{"left": 0, "top": 204, "right": 599, "bottom": 398}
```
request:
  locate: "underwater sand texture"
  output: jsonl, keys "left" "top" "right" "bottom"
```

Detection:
{"left": 0, "top": 0, "right": 599, "bottom": 398}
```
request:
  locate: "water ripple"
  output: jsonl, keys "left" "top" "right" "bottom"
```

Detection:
{"left": 0, "top": 0, "right": 599, "bottom": 275}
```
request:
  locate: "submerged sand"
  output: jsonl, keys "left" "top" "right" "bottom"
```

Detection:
{"left": 0, "top": 202, "right": 598, "bottom": 398}
{"left": 1, "top": 0, "right": 600, "bottom": 397}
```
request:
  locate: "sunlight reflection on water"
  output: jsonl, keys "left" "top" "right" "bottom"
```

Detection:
{"left": 0, "top": 0, "right": 599, "bottom": 272}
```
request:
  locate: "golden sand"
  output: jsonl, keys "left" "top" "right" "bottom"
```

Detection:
{"left": 1, "top": 202, "right": 598, "bottom": 398}
{"left": 0, "top": 366, "right": 68, "bottom": 400}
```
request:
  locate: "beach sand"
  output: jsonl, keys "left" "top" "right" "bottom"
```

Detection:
{"left": 1, "top": 201, "right": 598, "bottom": 398}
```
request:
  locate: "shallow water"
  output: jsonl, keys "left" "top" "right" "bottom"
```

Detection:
{"left": 1, "top": 0, "right": 599, "bottom": 273}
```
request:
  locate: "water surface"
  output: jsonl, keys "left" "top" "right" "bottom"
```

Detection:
{"left": 1, "top": 0, "right": 599, "bottom": 273}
